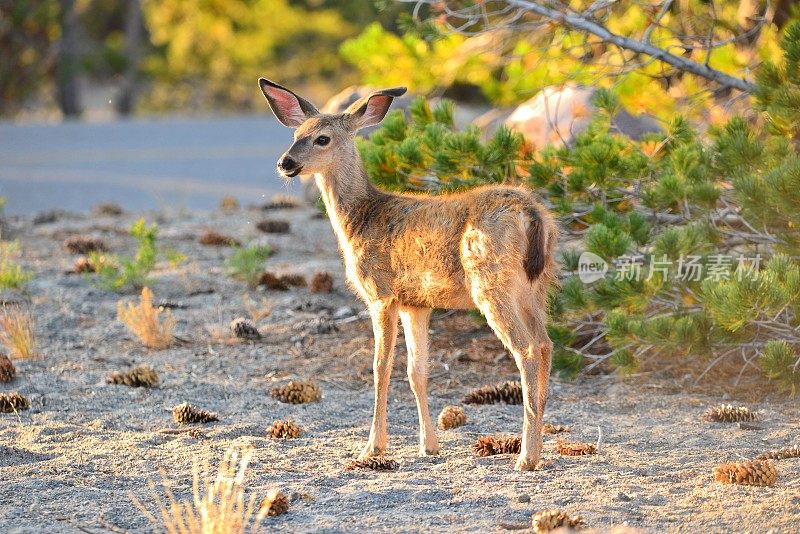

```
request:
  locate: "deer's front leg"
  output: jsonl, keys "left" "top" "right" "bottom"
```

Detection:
{"left": 358, "top": 299, "right": 399, "bottom": 460}
{"left": 399, "top": 307, "right": 439, "bottom": 456}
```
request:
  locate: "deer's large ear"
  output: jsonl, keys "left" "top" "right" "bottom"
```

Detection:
{"left": 258, "top": 78, "right": 319, "bottom": 128}
{"left": 346, "top": 87, "right": 407, "bottom": 129}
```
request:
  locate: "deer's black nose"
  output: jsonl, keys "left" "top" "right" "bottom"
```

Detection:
{"left": 278, "top": 155, "right": 297, "bottom": 171}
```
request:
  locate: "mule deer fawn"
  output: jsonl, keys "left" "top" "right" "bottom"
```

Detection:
{"left": 259, "top": 79, "right": 558, "bottom": 470}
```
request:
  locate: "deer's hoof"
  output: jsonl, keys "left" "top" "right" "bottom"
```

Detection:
{"left": 419, "top": 443, "right": 440, "bottom": 456}
{"left": 357, "top": 444, "right": 385, "bottom": 460}
{"left": 514, "top": 455, "right": 540, "bottom": 471}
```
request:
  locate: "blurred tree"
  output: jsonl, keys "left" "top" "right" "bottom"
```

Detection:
{"left": 342, "top": 0, "right": 790, "bottom": 119}
{"left": 57, "top": 0, "right": 82, "bottom": 116}
{"left": 141, "top": 0, "right": 355, "bottom": 111}
{"left": 116, "top": 0, "right": 143, "bottom": 115}
{"left": 0, "top": 0, "right": 61, "bottom": 115}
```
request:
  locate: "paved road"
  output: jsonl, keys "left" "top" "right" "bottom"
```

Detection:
{"left": 0, "top": 116, "right": 300, "bottom": 215}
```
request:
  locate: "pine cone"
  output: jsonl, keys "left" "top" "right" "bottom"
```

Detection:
{"left": 63, "top": 236, "right": 108, "bottom": 255}
{"left": 755, "top": 446, "right": 800, "bottom": 461}
{"left": 257, "top": 272, "right": 289, "bottom": 290}
{"left": 262, "top": 195, "right": 300, "bottom": 210}
{"left": 256, "top": 219, "right": 291, "bottom": 234}
{"left": 531, "top": 509, "right": 585, "bottom": 534}
{"left": 73, "top": 256, "right": 96, "bottom": 273}
{"left": 230, "top": 317, "right": 261, "bottom": 340}
{"left": 462, "top": 381, "right": 523, "bottom": 405}
{"left": 92, "top": 202, "right": 124, "bottom": 217}
{"left": 0, "top": 354, "right": 16, "bottom": 383}
{"left": 714, "top": 459, "right": 777, "bottom": 486}
{"left": 280, "top": 274, "right": 307, "bottom": 287}
{"left": 0, "top": 392, "right": 30, "bottom": 413}
{"left": 259, "top": 489, "right": 289, "bottom": 516}
{"left": 473, "top": 435, "right": 522, "bottom": 457}
{"left": 543, "top": 423, "right": 570, "bottom": 435}
{"left": 271, "top": 380, "right": 321, "bottom": 404}
{"left": 171, "top": 402, "right": 219, "bottom": 424}
{"left": 346, "top": 457, "right": 399, "bottom": 471}
{"left": 702, "top": 404, "right": 757, "bottom": 423}
{"left": 107, "top": 366, "right": 159, "bottom": 388}
{"left": 556, "top": 440, "right": 597, "bottom": 456}
{"left": 199, "top": 230, "right": 240, "bottom": 247}
{"left": 310, "top": 272, "right": 334, "bottom": 293}
{"left": 269, "top": 419, "right": 302, "bottom": 439}
{"left": 438, "top": 405, "right": 467, "bottom": 430}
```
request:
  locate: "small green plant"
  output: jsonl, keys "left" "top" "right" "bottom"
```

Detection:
{"left": 225, "top": 245, "right": 272, "bottom": 287}
{"left": 0, "top": 242, "right": 32, "bottom": 290}
{"left": 91, "top": 219, "right": 159, "bottom": 291}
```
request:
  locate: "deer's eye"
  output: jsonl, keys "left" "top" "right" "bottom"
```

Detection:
{"left": 314, "top": 135, "right": 330, "bottom": 146}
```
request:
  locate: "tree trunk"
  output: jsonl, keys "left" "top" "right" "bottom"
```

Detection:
{"left": 116, "top": 0, "right": 143, "bottom": 116}
{"left": 57, "top": 0, "right": 82, "bottom": 117}
{"left": 769, "top": 0, "right": 793, "bottom": 29}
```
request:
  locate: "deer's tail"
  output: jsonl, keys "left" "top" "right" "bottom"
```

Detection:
{"left": 524, "top": 207, "right": 555, "bottom": 284}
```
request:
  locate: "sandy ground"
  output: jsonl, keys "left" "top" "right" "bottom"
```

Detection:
{"left": 1, "top": 202, "right": 798, "bottom": 533}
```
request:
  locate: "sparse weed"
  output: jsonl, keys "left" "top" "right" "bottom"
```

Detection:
{"left": 131, "top": 446, "right": 267, "bottom": 534}
{"left": 0, "top": 306, "right": 36, "bottom": 358}
{"left": 225, "top": 245, "right": 272, "bottom": 287}
{"left": 92, "top": 219, "right": 159, "bottom": 291}
{"left": 0, "top": 242, "right": 32, "bottom": 290}
{"left": 117, "top": 287, "right": 175, "bottom": 349}
{"left": 242, "top": 294, "right": 271, "bottom": 322}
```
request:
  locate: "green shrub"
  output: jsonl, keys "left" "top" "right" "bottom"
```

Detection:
{"left": 356, "top": 22, "right": 800, "bottom": 392}
{"left": 91, "top": 219, "right": 159, "bottom": 291}
{"left": 225, "top": 245, "right": 272, "bottom": 287}
{"left": 0, "top": 242, "right": 32, "bottom": 290}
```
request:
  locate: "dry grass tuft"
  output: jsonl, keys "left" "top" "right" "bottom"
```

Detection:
{"left": 0, "top": 307, "right": 36, "bottom": 358}
{"left": 131, "top": 446, "right": 268, "bottom": 534}
{"left": 310, "top": 272, "right": 334, "bottom": 293}
{"left": 258, "top": 490, "right": 289, "bottom": 517}
{"left": 219, "top": 196, "right": 240, "bottom": 211}
{"left": 117, "top": 287, "right": 176, "bottom": 349}
{"left": 199, "top": 230, "right": 241, "bottom": 247}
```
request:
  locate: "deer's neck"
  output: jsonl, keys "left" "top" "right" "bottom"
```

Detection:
{"left": 314, "top": 147, "right": 384, "bottom": 245}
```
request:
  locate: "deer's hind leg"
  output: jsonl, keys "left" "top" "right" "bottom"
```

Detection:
{"left": 464, "top": 251, "right": 551, "bottom": 471}
{"left": 473, "top": 281, "right": 551, "bottom": 470}
{"left": 399, "top": 306, "right": 439, "bottom": 456}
